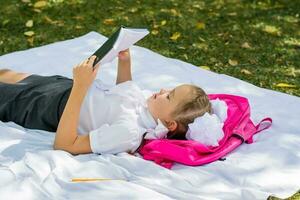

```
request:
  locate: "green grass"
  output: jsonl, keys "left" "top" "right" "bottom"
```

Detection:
{"left": 0, "top": 0, "right": 299, "bottom": 96}
{"left": 0, "top": 1, "right": 299, "bottom": 198}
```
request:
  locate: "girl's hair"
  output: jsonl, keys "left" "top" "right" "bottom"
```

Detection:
{"left": 167, "top": 84, "right": 212, "bottom": 140}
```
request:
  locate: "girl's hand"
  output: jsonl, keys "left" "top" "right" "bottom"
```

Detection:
{"left": 118, "top": 49, "right": 130, "bottom": 62}
{"left": 73, "top": 55, "right": 100, "bottom": 90}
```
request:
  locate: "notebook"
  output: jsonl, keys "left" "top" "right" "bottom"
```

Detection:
{"left": 91, "top": 26, "right": 149, "bottom": 67}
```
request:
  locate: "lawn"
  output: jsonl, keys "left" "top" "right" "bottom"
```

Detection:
{"left": 0, "top": 1, "right": 299, "bottom": 198}
{"left": 0, "top": 0, "right": 299, "bottom": 97}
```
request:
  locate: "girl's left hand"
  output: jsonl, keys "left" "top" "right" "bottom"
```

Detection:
{"left": 72, "top": 55, "right": 100, "bottom": 90}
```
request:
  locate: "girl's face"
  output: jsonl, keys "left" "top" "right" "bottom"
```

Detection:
{"left": 146, "top": 84, "right": 191, "bottom": 129}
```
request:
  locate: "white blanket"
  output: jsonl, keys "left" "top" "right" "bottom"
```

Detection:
{"left": 0, "top": 32, "right": 299, "bottom": 200}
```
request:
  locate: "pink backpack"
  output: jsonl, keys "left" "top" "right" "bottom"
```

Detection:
{"left": 138, "top": 94, "right": 272, "bottom": 169}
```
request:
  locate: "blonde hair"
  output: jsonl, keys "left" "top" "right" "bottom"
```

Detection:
{"left": 167, "top": 84, "right": 212, "bottom": 140}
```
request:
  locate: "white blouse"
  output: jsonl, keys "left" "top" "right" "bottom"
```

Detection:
{"left": 77, "top": 80, "right": 158, "bottom": 154}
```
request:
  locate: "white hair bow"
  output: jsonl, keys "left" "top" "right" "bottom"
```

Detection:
{"left": 185, "top": 98, "right": 228, "bottom": 147}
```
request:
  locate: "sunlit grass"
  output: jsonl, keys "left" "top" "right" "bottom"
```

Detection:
{"left": 0, "top": 0, "right": 299, "bottom": 97}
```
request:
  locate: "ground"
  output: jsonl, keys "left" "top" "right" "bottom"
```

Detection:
{"left": 0, "top": 0, "right": 299, "bottom": 198}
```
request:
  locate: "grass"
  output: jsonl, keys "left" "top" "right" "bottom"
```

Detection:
{"left": 0, "top": 1, "right": 299, "bottom": 198}
{"left": 0, "top": 0, "right": 299, "bottom": 96}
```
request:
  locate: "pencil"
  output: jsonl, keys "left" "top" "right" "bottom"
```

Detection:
{"left": 71, "top": 178, "right": 125, "bottom": 182}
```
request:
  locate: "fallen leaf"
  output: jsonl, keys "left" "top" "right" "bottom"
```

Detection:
{"left": 263, "top": 25, "right": 281, "bottom": 36}
{"left": 170, "top": 9, "right": 181, "bottom": 17}
{"left": 24, "top": 31, "right": 35, "bottom": 37}
{"left": 161, "top": 20, "right": 167, "bottom": 26}
{"left": 200, "top": 66, "right": 210, "bottom": 70}
{"left": 227, "top": 12, "right": 237, "bottom": 16}
{"left": 27, "top": 37, "right": 34, "bottom": 46}
{"left": 196, "top": 22, "right": 205, "bottom": 30}
{"left": 25, "top": 20, "right": 33, "bottom": 27}
{"left": 103, "top": 18, "right": 114, "bottom": 25}
{"left": 75, "top": 25, "right": 83, "bottom": 29}
{"left": 21, "top": 0, "right": 31, "bottom": 3}
{"left": 170, "top": 32, "right": 181, "bottom": 41}
{"left": 33, "top": 9, "right": 41, "bottom": 13}
{"left": 192, "top": 43, "right": 208, "bottom": 50}
{"left": 151, "top": 30, "right": 159, "bottom": 35}
{"left": 34, "top": 1, "right": 47, "bottom": 8}
{"left": 241, "top": 69, "right": 252, "bottom": 75}
{"left": 183, "top": 54, "right": 188, "bottom": 60}
{"left": 241, "top": 42, "right": 251, "bottom": 49}
{"left": 276, "top": 83, "right": 297, "bottom": 88}
{"left": 228, "top": 59, "right": 238, "bottom": 66}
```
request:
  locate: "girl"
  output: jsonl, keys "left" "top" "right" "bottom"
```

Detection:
{"left": 0, "top": 49, "right": 211, "bottom": 155}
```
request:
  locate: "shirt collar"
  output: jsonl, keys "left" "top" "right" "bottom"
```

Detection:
{"left": 138, "top": 104, "right": 157, "bottom": 129}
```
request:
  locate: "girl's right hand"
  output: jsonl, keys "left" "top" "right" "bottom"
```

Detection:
{"left": 73, "top": 56, "right": 100, "bottom": 90}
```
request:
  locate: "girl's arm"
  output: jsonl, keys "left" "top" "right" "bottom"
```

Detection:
{"left": 116, "top": 49, "right": 132, "bottom": 85}
{"left": 54, "top": 56, "right": 100, "bottom": 155}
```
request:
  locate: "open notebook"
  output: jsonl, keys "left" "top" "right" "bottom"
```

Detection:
{"left": 91, "top": 26, "right": 149, "bottom": 66}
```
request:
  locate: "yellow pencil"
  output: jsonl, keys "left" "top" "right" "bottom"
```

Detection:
{"left": 71, "top": 178, "right": 125, "bottom": 182}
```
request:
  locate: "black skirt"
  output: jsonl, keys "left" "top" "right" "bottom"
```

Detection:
{"left": 0, "top": 74, "right": 73, "bottom": 132}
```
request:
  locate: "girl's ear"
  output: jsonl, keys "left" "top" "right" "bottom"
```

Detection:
{"left": 166, "top": 120, "right": 177, "bottom": 131}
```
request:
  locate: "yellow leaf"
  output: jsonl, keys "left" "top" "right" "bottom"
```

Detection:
{"left": 263, "top": 25, "right": 281, "bottom": 36}
{"left": 21, "top": 0, "right": 31, "bottom": 3}
{"left": 27, "top": 37, "right": 34, "bottom": 46}
{"left": 33, "top": 9, "right": 41, "bottom": 13}
{"left": 241, "top": 42, "right": 251, "bottom": 49}
{"left": 153, "top": 24, "right": 159, "bottom": 29}
{"left": 196, "top": 22, "right": 205, "bottom": 30}
{"left": 170, "top": 9, "right": 181, "bottom": 17}
{"left": 200, "top": 66, "right": 210, "bottom": 70}
{"left": 151, "top": 30, "right": 159, "bottom": 35}
{"left": 160, "top": 20, "right": 167, "bottom": 26}
{"left": 170, "top": 32, "right": 181, "bottom": 41}
{"left": 276, "top": 83, "right": 297, "bottom": 88}
{"left": 24, "top": 31, "right": 35, "bottom": 37}
{"left": 241, "top": 69, "right": 252, "bottom": 75}
{"left": 228, "top": 59, "right": 238, "bottom": 66}
{"left": 34, "top": 1, "right": 47, "bottom": 8}
{"left": 25, "top": 20, "right": 33, "bottom": 27}
{"left": 103, "top": 18, "right": 114, "bottom": 25}
{"left": 75, "top": 25, "right": 83, "bottom": 29}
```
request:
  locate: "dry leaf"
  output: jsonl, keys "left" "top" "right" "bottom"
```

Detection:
{"left": 33, "top": 9, "right": 41, "bottom": 13}
{"left": 75, "top": 25, "right": 83, "bottom": 29}
{"left": 196, "top": 22, "right": 205, "bottom": 30}
{"left": 161, "top": 20, "right": 167, "bottom": 26}
{"left": 153, "top": 24, "right": 159, "bottom": 29}
{"left": 21, "top": 0, "right": 31, "bottom": 3}
{"left": 228, "top": 59, "right": 238, "bottom": 66}
{"left": 25, "top": 20, "right": 33, "bottom": 27}
{"left": 151, "top": 30, "right": 159, "bottom": 35}
{"left": 24, "top": 31, "right": 35, "bottom": 37}
{"left": 276, "top": 83, "right": 297, "bottom": 88}
{"left": 27, "top": 37, "right": 34, "bottom": 46}
{"left": 200, "top": 66, "right": 210, "bottom": 70}
{"left": 170, "top": 32, "right": 181, "bottom": 41}
{"left": 241, "top": 42, "right": 251, "bottom": 49}
{"left": 241, "top": 69, "right": 252, "bottom": 75}
{"left": 170, "top": 9, "right": 181, "bottom": 17}
{"left": 103, "top": 18, "right": 114, "bottom": 25}
{"left": 263, "top": 25, "right": 281, "bottom": 36}
{"left": 34, "top": 1, "right": 47, "bottom": 8}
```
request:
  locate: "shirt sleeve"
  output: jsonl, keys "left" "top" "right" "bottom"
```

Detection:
{"left": 89, "top": 121, "right": 141, "bottom": 154}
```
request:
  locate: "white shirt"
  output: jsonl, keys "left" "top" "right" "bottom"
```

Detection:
{"left": 77, "top": 80, "right": 158, "bottom": 154}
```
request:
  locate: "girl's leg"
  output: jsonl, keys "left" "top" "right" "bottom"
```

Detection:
{"left": 0, "top": 69, "right": 31, "bottom": 84}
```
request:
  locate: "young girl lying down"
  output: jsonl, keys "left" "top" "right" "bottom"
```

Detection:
{"left": 0, "top": 49, "right": 214, "bottom": 155}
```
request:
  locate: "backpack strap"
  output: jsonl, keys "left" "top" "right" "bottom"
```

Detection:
{"left": 246, "top": 117, "right": 272, "bottom": 144}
